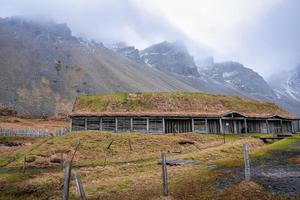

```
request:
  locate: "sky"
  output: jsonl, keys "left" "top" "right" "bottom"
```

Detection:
{"left": 0, "top": 0, "right": 299, "bottom": 79}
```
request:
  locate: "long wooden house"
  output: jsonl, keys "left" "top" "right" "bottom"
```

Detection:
{"left": 70, "top": 93, "right": 300, "bottom": 134}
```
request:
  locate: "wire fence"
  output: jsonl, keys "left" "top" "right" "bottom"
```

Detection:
{"left": 0, "top": 127, "right": 70, "bottom": 137}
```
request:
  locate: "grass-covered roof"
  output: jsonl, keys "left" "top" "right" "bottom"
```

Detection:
{"left": 71, "top": 92, "right": 294, "bottom": 119}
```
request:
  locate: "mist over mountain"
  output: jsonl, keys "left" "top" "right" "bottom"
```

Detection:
{"left": 269, "top": 65, "right": 300, "bottom": 116}
{"left": 0, "top": 17, "right": 196, "bottom": 117}
{"left": 107, "top": 40, "right": 300, "bottom": 116}
{"left": 0, "top": 17, "right": 299, "bottom": 117}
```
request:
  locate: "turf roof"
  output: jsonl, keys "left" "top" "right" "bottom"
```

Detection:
{"left": 71, "top": 92, "right": 294, "bottom": 119}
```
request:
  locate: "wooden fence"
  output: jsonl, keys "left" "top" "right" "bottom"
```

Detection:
{"left": 0, "top": 127, "right": 70, "bottom": 137}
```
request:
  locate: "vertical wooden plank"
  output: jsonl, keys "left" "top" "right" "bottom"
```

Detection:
{"left": 266, "top": 120, "right": 269, "bottom": 133}
{"left": 233, "top": 120, "right": 237, "bottom": 134}
{"left": 205, "top": 118, "right": 208, "bottom": 133}
{"left": 146, "top": 118, "right": 150, "bottom": 134}
{"left": 115, "top": 117, "right": 118, "bottom": 132}
{"left": 244, "top": 119, "right": 248, "bottom": 133}
{"left": 280, "top": 120, "right": 283, "bottom": 133}
{"left": 130, "top": 117, "right": 133, "bottom": 132}
{"left": 243, "top": 144, "right": 251, "bottom": 181}
{"left": 219, "top": 118, "right": 223, "bottom": 134}
{"left": 62, "top": 162, "right": 72, "bottom": 200}
{"left": 84, "top": 118, "right": 87, "bottom": 131}
{"left": 162, "top": 118, "right": 165, "bottom": 134}
{"left": 99, "top": 118, "right": 102, "bottom": 131}
{"left": 75, "top": 173, "right": 87, "bottom": 200}
{"left": 161, "top": 153, "right": 168, "bottom": 196}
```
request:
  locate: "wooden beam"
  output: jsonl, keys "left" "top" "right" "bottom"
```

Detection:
{"left": 146, "top": 118, "right": 149, "bottom": 133}
{"left": 191, "top": 118, "right": 195, "bottom": 133}
{"left": 162, "top": 118, "right": 165, "bottom": 134}
{"left": 244, "top": 119, "right": 248, "bottom": 133}
{"left": 115, "top": 118, "right": 118, "bottom": 132}
{"left": 233, "top": 120, "right": 237, "bottom": 134}
{"left": 130, "top": 117, "right": 133, "bottom": 132}
{"left": 205, "top": 118, "right": 208, "bottom": 133}
{"left": 84, "top": 118, "right": 87, "bottom": 131}
{"left": 219, "top": 118, "right": 223, "bottom": 134}
{"left": 100, "top": 118, "right": 102, "bottom": 131}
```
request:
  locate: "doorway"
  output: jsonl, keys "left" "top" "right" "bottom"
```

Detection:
{"left": 164, "top": 119, "right": 192, "bottom": 133}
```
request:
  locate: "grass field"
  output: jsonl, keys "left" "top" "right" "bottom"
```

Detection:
{"left": 0, "top": 132, "right": 298, "bottom": 200}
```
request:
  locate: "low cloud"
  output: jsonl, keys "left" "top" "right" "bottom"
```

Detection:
{"left": 0, "top": 0, "right": 299, "bottom": 78}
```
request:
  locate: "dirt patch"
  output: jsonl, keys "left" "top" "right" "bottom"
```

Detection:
{"left": 252, "top": 150, "right": 300, "bottom": 197}
{"left": 0, "top": 116, "right": 68, "bottom": 132}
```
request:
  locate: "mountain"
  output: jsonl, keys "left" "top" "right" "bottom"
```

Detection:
{"left": 1, "top": 17, "right": 298, "bottom": 117}
{"left": 270, "top": 65, "right": 300, "bottom": 116}
{"left": 0, "top": 17, "right": 196, "bottom": 117}
{"left": 200, "top": 61, "right": 276, "bottom": 100}
{"left": 140, "top": 41, "right": 200, "bottom": 77}
{"left": 110, "top": 42, "right": 145, "bottom": 64}
{"left": 117, "top": 41, "right": 299, "bottom": 116}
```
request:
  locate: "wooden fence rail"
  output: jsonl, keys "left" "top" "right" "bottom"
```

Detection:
{"left": 0, "top": 127, "right": 70, "bottom": 137}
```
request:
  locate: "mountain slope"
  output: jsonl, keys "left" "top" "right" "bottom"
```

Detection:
{"left": 270, "top": 65, "right": 300, "bottom": 116}
{"left": 201, "top": 61, "right": 276, "bottom": 100}
{"left": 0, "top": 17, "right": 196, "bottom": 117}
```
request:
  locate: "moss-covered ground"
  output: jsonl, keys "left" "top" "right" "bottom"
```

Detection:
{"left": 0, "top": 132, "right": 298, "bottom": 200}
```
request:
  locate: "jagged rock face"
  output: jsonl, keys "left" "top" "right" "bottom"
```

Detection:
{"left": 201, "top": 62, "right": 276, "bottom": 100}
{"left": 0, "top": 17, "right": 196, "bottom": 117}
{"left": 285, "top": 66, "right": 300, "bottom": 101}
{"left": 140, "top": 41, "right": 200, "bottom": 77}
{"left": 111, "top": 42, "right": 145, "bottom": 64}
{"left": 270, "top": 65, "right": 300, "bottom": 116}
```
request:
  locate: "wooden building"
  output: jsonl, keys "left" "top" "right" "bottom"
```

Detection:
{"left": 70, "top": 112, "right": 299, "bottom": 134}
{"left": 70, "top": 93, "right": 300, "bottom": 134}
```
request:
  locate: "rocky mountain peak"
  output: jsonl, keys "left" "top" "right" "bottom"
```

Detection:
{"left": 0, "top": 17, "right": 72, "bottom": 40}
{"left": 140, "top": 41, "right": 200, "bottom": 77}
{"left": 201, "top": 61, "right": 275, "bottom": 100}
{"left": 109, "top": 42, "right": 144, "bottom": 64}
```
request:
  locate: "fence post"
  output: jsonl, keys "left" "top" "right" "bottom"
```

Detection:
{"left": 243, "top": 144, "right": 251, "bottom": 181}
{"left": 161, "top": 152, "right": 168, "bottom": 196}
{"left": 103, "top": 139, "right": 114, "bottom": 167}
{"left": 75, "top": 173, "right": 87, "bottom": 200}
{"left": 62, "top": 162, "right": 72, "bottom": 200}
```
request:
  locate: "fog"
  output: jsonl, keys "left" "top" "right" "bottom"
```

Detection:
{"left": 0, "top": 0, "right": 299, "bottom": 79}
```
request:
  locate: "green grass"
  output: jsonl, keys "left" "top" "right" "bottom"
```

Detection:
{"left": 253, "top": 135, "right": 300, "bottom": 157}
{"left": 73, "top": 92, "right": 291, "bottom": 117}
